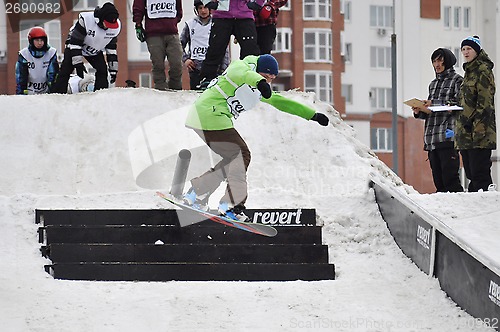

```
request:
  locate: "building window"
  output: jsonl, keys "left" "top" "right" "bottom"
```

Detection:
{"left": 304, "top": 71, "right": 333, "bottom": 104}
{"left": 273, "top": 28, "right": 292, "bottom": 53}
{"left": 304, "top": 29, "right": 332, "bottom": 62}
{"left": 371, "top": 128, "right": 393, "bottom": 152}
{"left": 73, "top": 0, "right": 111, "bottom": 11}
{"left": 272, "top": 83, "right": 285, "bottom": 92}
{"left": 453, "top": 7, "right": 461, "bottom": 29}
{"left": 341, "top": 0, "right": 351, "bottom": 22}
{"left": 370, "top": 46, "right": 391, "bottom": 69}
{"left": 370, "top": 87, "right": 392, "bottom": 110}
{"left": 281, "top": 1, "right": 291, "bottom": 10}
{"left": 304, "top": 0, "right": 331, "bottom": 20}
{"left": 463, "top": 7, "right": 471, "bottom": 29}
{"left": 453, "top": 47, "right": 463, "bottom": 69}
{"left": 343, "top": 42, "right": 352, "bottom": 63}
{"left": 369, "top": 5, "right": 392, "bottom": 28}
{"left": 341, "top": 84, "right": 352, "bottom": 104}
{"left": 139, "top": 73, "right": 152, "bottom": 88}
{"left": 19, "top": 20, "right": 61, "bottom": 59}
{"left": 443, "top": 6, "right": 451, "bottom": 28}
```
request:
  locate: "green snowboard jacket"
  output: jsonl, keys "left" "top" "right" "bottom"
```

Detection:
{"left": 185, "top": 55, "right": 316, "bottom": 130}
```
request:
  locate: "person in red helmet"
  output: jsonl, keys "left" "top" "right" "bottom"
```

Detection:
{"left": 52, "top": 2, "right": 121, "bottom": 93}
{"left": 15, "top": 26, "right": 59, "bottom": 95}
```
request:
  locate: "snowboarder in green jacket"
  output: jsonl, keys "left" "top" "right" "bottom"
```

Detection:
{"left": 183, "top": 54, "right": 329, "bottom": 221}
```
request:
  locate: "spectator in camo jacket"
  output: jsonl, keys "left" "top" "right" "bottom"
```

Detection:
{"left": 456, "top": 36, "right": 496, "bottom": 192}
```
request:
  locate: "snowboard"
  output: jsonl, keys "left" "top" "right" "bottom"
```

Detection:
{"left": 156, "top": 192, "right": 277, "bottom": 237}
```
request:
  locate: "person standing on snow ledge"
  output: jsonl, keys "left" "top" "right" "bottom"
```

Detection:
{"left": 52, "top": 2, "right": 121, "bottom": 93}
{"left": 182, "top": 54, "right": 330, "bottom": 222}
{"left": 16, "top": 27, "right": 59, "bottom": 95}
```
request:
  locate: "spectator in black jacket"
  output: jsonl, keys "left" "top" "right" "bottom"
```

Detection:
{"left": 412, "top": 48, "right": 464, "bottom": 192}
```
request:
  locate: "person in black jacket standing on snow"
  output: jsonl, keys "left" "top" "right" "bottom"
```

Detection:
{"left": 412, "top": 48, "right": 464, "bottom": 192}
{"left": 53, "top": 2, "right": 121, "bottom": 93}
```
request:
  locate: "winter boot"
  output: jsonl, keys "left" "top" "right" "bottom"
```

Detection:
{"left": 218, "top": 202, "right": 250, "bottom": 222}
{"left": 183, "top": 187, "right": 209, "bottom": 211}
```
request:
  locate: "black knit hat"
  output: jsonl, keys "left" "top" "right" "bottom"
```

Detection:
{"left": 461, "top": 36, "right": 481, "bottom": 54}
{"left": 94, "top": 2, "right": 119, "bottom": 28}
{"left": 257, "top": 54, "right": 279, "bottom": 75}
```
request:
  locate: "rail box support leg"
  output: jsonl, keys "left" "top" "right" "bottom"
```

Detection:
{"left": 170, "top": 149, "right": 191, "bottom": 198}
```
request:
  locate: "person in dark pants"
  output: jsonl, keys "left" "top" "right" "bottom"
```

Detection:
{"left": 180, "top": 0, "right": 229, "bottom": 90}
{"left": 412, "top": 48, "right": 463, "bottom": 192}
{"left": 252, "top": 0, "right": 288, "bottom": 54}
{"left": 52, "top": 2, "right": 120, "bottom": 93}
{"left": 133, "top": 0, "right": 184, "bottom": 91}
{"left": 456, "top": 36, "right": 497, "bottom": 192}
{"left": 197, "top": 0, "right": 264, "bottom": 88}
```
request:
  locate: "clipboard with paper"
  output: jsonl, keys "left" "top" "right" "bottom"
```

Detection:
{"left": 428, "top": 105, "right": 463, "bottom": 112}
{"left": 404, "top": 98, "right": 430, "bottom": 114}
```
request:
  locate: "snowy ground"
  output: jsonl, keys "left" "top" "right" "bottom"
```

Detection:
{"left": 0, "top": 88, "right": 497, "bottom": 331}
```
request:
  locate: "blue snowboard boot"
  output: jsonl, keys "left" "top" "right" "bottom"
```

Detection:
{"left": 218, "top": 202, "right": 250, "bottom": 222}
{"left": 183, "top": 188, "right": 209, "bottom": 211}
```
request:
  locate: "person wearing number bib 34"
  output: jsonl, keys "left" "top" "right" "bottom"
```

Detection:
{"left": 182, "top": 54, "right": 330, "bottom": 222}
{"left": 16, "top": 26, "right": 59, "bottom": 95}
{"left": 52, "top": 2, "right": 121, "bottom": 93}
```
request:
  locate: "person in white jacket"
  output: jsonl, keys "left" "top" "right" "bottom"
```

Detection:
{"left": 52, "top": 2, "right": 121, "bottom": 93}
{"left": 15, "top": 27, "right": 59, "bottom": 95}
{"left": 180, "top": 0, "right": 229, "bottom": 90}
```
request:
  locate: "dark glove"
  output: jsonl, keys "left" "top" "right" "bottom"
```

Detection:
{"left": 135, "top": 25, "right": 146, "bottom": 42}
{"left": 108, "top": 61, "right": 118, "bottom": 84}
{"left": 109, "top": 71, "right": 117, "bottom": 84}
{"left": 311, "top": 113, "right": 329, "bottom": 126}
{"left": 205, "top": 1, "right": 219, "bottom": 10}
{"left": 75, "top": 63, "right": 87, "bottom": 79}
{"left": 445, "top": 129, "right": 454, "bottom": 139}
{"left": 257, "top": 79, "right": 272, "bottom": 99}
{"left": 259, "top": 5, "right": 272, "bottom": 19}
{"left": 247, "top": 0, "right": 262, "bottom": 11}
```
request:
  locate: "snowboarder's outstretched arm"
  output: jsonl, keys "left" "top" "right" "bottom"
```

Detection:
{"left": 263, "top": 92, "right": 329, "bottom": 126}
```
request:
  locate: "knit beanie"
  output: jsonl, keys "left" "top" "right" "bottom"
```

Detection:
{"left": 461, "top": 36, "right": 481, "bottom": 54}
{"left": 257, "top": 54, "right": 279, "bottom": 75}
{"left": 94, "top": 2, "right": 119, "bottom": 29}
